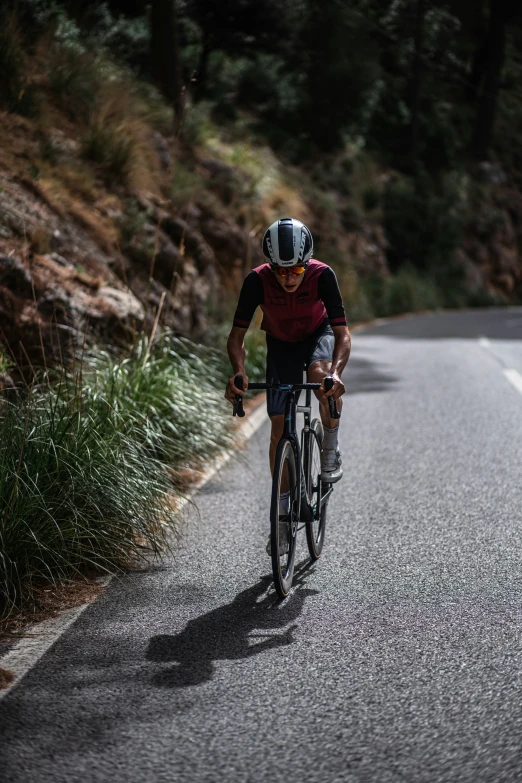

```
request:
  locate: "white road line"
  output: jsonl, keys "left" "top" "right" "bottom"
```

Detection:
{"left": 503, "top": 369, "right": 522, "bottom": 397}
{"left": 178, "top": 401, "right": 268, "bottom": 507}
{"left": 0, "top": 403, "right": 268, "bottom": 700}
{"left": 478, "top": 336, "right": 490, "bottom": 349}
{"left": 0, "top": 576, "right": 112, "bottom": 701}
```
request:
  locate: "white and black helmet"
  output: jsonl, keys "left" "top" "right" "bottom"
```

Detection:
{"left": 262, "top": 218, "right": 313, "bottom": 267}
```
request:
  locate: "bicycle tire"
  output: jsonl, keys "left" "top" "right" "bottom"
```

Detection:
{"left": 270, "top": 438, "right": 298, "bottom": 598}
{"left": 305, "top": 419, "right": 327, "bottom": 560}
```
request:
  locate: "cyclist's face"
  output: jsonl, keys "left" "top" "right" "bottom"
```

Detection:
{"left": 273, "top": 267, "right": 307, "bottom": 293}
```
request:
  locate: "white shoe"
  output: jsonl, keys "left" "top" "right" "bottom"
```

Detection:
{"left": 266, "top": 518, "right": 289, "bottom": 556}
{"left": 321, "top": 448, "right": 343, "bottom": 483}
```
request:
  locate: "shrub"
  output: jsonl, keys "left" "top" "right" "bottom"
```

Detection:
{"left": 82, "top": 121, "right": 135, "bottom": 178}
{"left": 338, "top": 267, "right": 373, "bottom": 323}
{"left": 243, "top": 327, "right": 267, "bottom": 384}
{"left": 170, "top": 161, "right": 208, "bottom": 208}
{"left": 385, "top": 268, "right": 443, "bottom": 315}
{"left": 0, "top": 380, "right": 173, "bottom": 618}
{"left": 0, "top": 12, "right": 39, "bottom": 117}
{"left": 383, "top": 173, "right": 463, "bottom": 273}
{"left": 85, "top": 332, "right": 233, "bottom": 471}
{"left": 0, "top": 331, "right": 235, "bottom": 619}
{"left": 47, "top": 45, "right": 100, "bottom": 121}
{"left": 118, "top": 200, "right": 151, "bottom": 244}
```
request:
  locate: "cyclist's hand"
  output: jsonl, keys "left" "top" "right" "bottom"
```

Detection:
{"left": 322, "top": 373, "right": 345, "bottom": 400}
{"left": 225, "top": 373, "right": 249, "bottom": 404}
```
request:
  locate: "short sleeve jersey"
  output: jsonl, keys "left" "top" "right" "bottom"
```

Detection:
{"left": 233, "top": 259, "right": 347, "bottom": 343}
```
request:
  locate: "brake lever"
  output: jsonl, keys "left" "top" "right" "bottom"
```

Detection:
{"left": 233, "top": 374, "right": 245, "bottom": 418}
{"left": 324, "top": 376, "right": 341, "bottom": 419}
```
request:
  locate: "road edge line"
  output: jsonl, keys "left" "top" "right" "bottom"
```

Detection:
{"left": 503, "top": 368, "right": 522, "bottom": 397}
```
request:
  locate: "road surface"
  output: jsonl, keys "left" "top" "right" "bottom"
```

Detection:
{"left": 1, "top": 308, "right": 522, "bottom": 782}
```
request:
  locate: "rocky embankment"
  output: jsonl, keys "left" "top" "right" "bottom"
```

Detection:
{"left": 1, "top": 110, "right": 521, "bottom": 376}
{"left": 0, "top": 115, "right": 262, "bottom": 370}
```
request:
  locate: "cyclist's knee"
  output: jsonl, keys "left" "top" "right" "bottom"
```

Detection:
{"left": 309, "top": 361, "right": 330, "bottom": 397}
{"left": 308, "top": 360, "right": 330, "bottom": 383}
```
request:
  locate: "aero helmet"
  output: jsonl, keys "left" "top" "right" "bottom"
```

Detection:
{"left": 262, "top": 218, "right": 313, "bottom": 267}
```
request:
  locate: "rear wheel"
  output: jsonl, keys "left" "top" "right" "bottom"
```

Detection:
{"left": 305, "top": 419, "right": 327, "bottom": 560}
{"left": 270, "top": 438, "right": 298, "bottom": 598}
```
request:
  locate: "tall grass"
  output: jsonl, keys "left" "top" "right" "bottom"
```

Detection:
{"left": 0, "top": 332, "right": 233, "bottom": 620}
{"left": 0, "top": 381, "right": 172, "bottom": 617}
{"left": 86, "top": 332, "right": 234, "bottom": 470}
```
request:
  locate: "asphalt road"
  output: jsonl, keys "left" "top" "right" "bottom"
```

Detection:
{"left": 2, "top": 308, "right": 522, "bottom": 783}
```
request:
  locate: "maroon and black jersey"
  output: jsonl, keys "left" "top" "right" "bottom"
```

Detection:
{"left": 233, "top": 259, "right": 347, "bottom": 343}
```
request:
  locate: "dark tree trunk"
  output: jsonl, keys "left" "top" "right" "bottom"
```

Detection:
{"left": 409, "top": 0, "right": 425, "bottom": 174}
{"left": 470, "top": 0, "right": 510, "bottom": 160}
{"left": 193, "top": 40, "right": 211, "bottom": 100}
{"left": 150, "top": 0, "right": 184, "bottom": 133}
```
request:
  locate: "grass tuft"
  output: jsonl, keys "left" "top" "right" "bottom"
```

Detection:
{"left": 86, "top": 332, "right": 234, "bottom": 471}
{"left": 0, "top": 331, "right": 234, "bottom": 620}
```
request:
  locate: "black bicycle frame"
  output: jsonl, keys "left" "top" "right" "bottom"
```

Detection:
{"left": 237, "top": 379, "right": 323, "bottom": 519}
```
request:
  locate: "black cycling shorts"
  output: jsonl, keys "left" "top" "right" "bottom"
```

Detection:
{"left": 265, "top": 321, "right": 334, "bottom": 417}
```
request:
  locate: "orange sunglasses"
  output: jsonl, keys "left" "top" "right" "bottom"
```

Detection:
{"left": 273, "top": 264, "right": 307, "bottom": 278}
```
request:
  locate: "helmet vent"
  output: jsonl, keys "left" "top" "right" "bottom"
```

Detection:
{"left": 278, "top": 222, "right": 295, "bottom": 262}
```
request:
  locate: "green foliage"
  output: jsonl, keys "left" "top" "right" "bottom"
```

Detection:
{"left": 86, "top": 332, "right": 233, "bottom": 469}
{"left": 48, "top": 46, "right": 100, "bottom": 120}
{"left": 82, "top": 122, "right": 135, "bottom": 179}
{"left": 0, "top": 12, "right": 39, "bottom": 117}
{"left": 382, "top": 173, "right": 464, "bottom": 280}
{"left": 117, "top": 199, "right": 151, "bottom": 244}
{"left": 385, "top": 268, "right": 444, "bottom": 315}
{"left": 0, "top": 380, "right": 173, "bottom": 618}
{"left": 297, "top": 3, "right": 380, "bottom": 152}
{"left": 360, "top": 269, "right": 443, "bottom": 318}
{"left": 243, "top": 328, "right": 267, "bottom": 384}
{"left": 170, "top": 160, "right": 208, "bottom": 208}
{"left": 84, "top": 5, "right": 150, "bottom": 72}
{"left": 0, "top": 345, "right": 13, "bottom": 375}
{"left": 0, "top": 332, "right": 234, "bottom": 618}
{"left": 179, "top": 99, "right": 214, "bottom": 147}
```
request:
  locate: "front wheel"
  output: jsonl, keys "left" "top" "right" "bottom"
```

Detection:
{"left": 270, "top": 438, "right": 298, "bottom": 598}
{"left": 305, "top": 419, "right": 327, "bottom": 560}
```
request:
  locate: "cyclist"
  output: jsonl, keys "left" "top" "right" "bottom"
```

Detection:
{"left": 225, "top": 217, "right": 351, "bottom": 549}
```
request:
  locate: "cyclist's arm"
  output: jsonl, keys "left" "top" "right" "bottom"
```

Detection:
{"left": 318, "top": 267, "right": 351, "bottom": 399}
{"left": 329, "top": 325, "right": 351, "bottom": 395}
{"left": 225, "top": 272, "right": 263, "bottom": 403}
{"left": 227, "top": 326, "right": 248, "bottom": 373}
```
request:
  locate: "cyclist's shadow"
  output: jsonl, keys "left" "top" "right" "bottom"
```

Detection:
{"left": 147, "top": 565, "right": 318, "bottom": 688}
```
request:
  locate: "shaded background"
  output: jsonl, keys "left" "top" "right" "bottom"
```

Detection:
{"left": 0, "top": 0, "right": 521, "bottom": 367}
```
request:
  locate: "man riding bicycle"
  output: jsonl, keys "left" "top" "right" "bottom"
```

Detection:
{"left": 225, "top": 217, "right": 351, "bottom": 547}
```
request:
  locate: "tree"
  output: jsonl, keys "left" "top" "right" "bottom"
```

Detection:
{"left": 150, "top": 0, "right": 184, "bottom": 133}
{"left": 469, "top": 0, "right": 513, "bottom": 160}
{"left": 409, "top": 0, "right": 425, "bottom": 173}
{"left": 186, "top": 0, "right": 293, "bottom": 94}
{"left": 295, "top": 1, "right": 380, "bottom": 152}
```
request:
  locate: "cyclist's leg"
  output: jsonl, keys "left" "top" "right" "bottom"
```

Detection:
{"left": 265, "top": 338, "right": 305, "bottom": 558}
{"left": 306, "top": 325, "right": 343, "bottom": 426}
{"left": 308, "top": 359, "right": 344, "bottom": 428}
{"left": 306, "top": 326, "right": 343, "bottom": 482}
{"left": 266, "top": 335, "right": 306, "bottom": 478}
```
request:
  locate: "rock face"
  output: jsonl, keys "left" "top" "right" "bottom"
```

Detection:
{"left": 0, "top": 251, "right": 146, "bottom": 368}
{"left": 0, "top": 166, "right": 253, "bottom": 369}
{"left": 1, "top": 121, "right": 521, "bottom": 374}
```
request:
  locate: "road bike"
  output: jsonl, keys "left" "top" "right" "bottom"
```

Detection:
{"left": 233, "top": 375, "right": 339, "bottom": 598}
